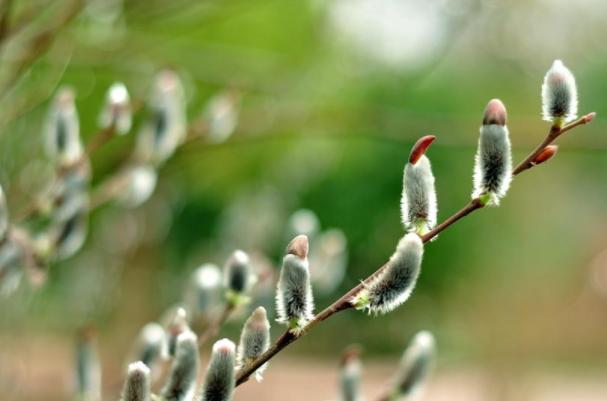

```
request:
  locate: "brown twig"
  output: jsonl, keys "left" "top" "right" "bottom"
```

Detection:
{"left": 0, "top": 0, "right": 13, "bottom": 44}
{"left": 0, "top": 0, "right": 54, "bottom": 45}
{"left": 0, "top": 0, "right": 84, "bottom": 99}
{"left": 234, "top": 113, "right": 596, "bottom": 387}
{"left": 512, "top": 113, "right": 596, "bottom": 176}
{"left": 421, "top": 113, "right": 596, "bottom": 243}
{"left": 85, "top": 126, "right": 116, "bottom": 156}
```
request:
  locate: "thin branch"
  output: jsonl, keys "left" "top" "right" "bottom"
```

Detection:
{"left": 0, "top": 0, "right": 84, "bottom": 100}
{"left": 420, "top": 198, "right": 484, "bottom": 243}
{"left": 0, "top": 0, "right": 54, "bottom": 45}
{"left": 0, "top": 0, "right": 13, "bottom": 44}
{"left": 234, "top": 114, "right": 596, "bottom": 386}
{"left": 85, "top": 126, "right": 116, "bottom": 156}
{"left": 512, "top": 113, "right": 596, "bottom": 176}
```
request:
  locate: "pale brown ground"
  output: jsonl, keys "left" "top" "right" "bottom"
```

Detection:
{"left": 1, "top": 334, "right": 606, "bottom": 401}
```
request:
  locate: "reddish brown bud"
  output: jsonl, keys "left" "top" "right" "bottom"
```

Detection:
{"left": 286, "top": 235, "right": 309, "bottom": 260}
{"left": 584, "top": 112, "right": 596, "bottom": 123}
{"left": 408, "top": 135, "right": 435, "bottom": 164}
{"left": 482, "top": 99, "right": 507, "bottom": 126}
{"left": 532, "top": 145, "right": 558, "bottom": 165}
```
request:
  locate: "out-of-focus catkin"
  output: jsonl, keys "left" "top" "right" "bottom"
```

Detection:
{"left": 237, "top": 306, "right": 270, "bottom": 381}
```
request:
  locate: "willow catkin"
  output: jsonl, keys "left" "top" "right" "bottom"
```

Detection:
{"left": 351, "top": 233, "right": 423, "bottom": 315}
{"left": 401, "top": 135, "right": 437, "bottom": 235}
{"left": 160, "top": 331, "right": 200, "bottom": 401}
{"left": 472, "top": 99, "right": 512, "bottom": 206}
{"left": 236, "top": 306, "right": 270, "bottom": 381}
{"left": 542, "top": 60, "right": 578, "bottom": 126}
{"left": 122, "top": 362, "right": 151, "bottom": 401}
{"left": 45, "top": 87, "right": 83, "bottom": 167}
{"left": 99, "top": 82, "right": 132, "bottom": 135}
{"left": 135, "top": 70, "right": 187, "bottom": 166}
{"left": 389, "top": 331, "right": 436, "bottom": 400}
{"left": 276, "top": 235, "right": 315, "bottom": 332}
{"left": 224, "top": 250, "right": 251, "bottom": 299}
{"left": 199, "top": 339, "right": 236, "bottom": 401}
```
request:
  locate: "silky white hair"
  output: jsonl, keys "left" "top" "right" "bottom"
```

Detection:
{"left": 401, "top": 155, "right": 437, "bottom": 232}
{"left": 122, "top": 362, "right": 151, "bottom": 401}
{"left": 353, "top": 233, "right": 424, "bottom": 315}
{"left": 276, "top": 254, "right": 315, "bottom": 331}
{"left": 541, "top": 60, "right": 578, "bottom": 124}
{"left": 200, "top": 339, "right": 236, "bottom": 401}
{"left": 160, "top": 331, "right": 199, "bottom": 401}
{"left": 236, "top": 307, "right": 270, "bottom": 382}
{"left": 472, "top": 124, "right": 512, "bottom": 205}
{"left": 391, "top": 331, "right": 436, "bottom": 399}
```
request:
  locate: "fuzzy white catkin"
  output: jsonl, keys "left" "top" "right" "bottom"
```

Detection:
{"left": 287, "top": 209, "right": 320, "bottom": 241}
{"left": 115, "top": 164, "right": 158, "bottom": 208}
{"left": 135, "top": 70, "right": 187, "bottom": 166}
{"left": 237, "top": 307, "right": 270, "bottom": 382}
{"left": 203, "top": 90, "right": 241, "bottom": 144}
{"left": 472, "top": 124, "right": 512, "bottom": 205}
{"left": 542, "top": 60, "right": 578, "bottom": 125}
{"left": 401, "top": 155, "right": 437, "bottom": 233}
{"left": 224, "top": 250, "right": 251, "bottom": 295}
{"left": 0, "top": 234, "right": 25, "bottom": 297}
{"left": 341, "top": 355, "right": 362, "bottom": 401}
{"left": 50, "top": 160, "right": 91, "bottom": 260}
{"left": 352, "top": 233, "right": 423, "bottom": 314}
{"left": 53, "top": 209, "right": 89, "bottom": 260}
{"left": 76, "top": 330, "right": 101, "bottom": 401}
{"left": 127, "top": 323, "right": 166, "bottom": 371}
{"left": 276, "top": 253, "right": 315, "bottom": 331}
{"left": 122, "top": 362, "right": 151, "bottom": 401}
{"left": 391, "top": 331, "right": 435, "bottom": 399}
{"left": 200, "top": 339, "right": 236, "bottom": 401}
{"left": 0, "top": 184, "right": 8, "bottom": 240}
{"left": 185, "top": 264, "right": 222, "bottom": 319}
{"left": 160, "top": 331, "right": 200, "bottom": 401}
{"left": 46, "top": 88, "right": 83, "bottom": 167}
{"left": 308, "top": 228, "right": 348, "bottom": 296}
{"left": 100, "top": 82, "right": 132, "bottom": 135}
{"left": 164, "top": 307, "right": 190, "bottom": 358}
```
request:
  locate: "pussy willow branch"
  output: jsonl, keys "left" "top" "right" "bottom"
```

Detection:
{"left": 12, "top": 125, "right": 117, "bottom": 223}
{"left": 0, "top": 0, "right": 55, "bottom": 46}
{"left": 85, "top": 126, "right": 117, "bottom": 156}
{"left": 234, "top": 113, "right": 596, "bottom": 386}
{"left": 0, "top": 0, "right": 84, "bottom": 99}
{"left": 0, "top": 0, "right": 13, "bottom": 44}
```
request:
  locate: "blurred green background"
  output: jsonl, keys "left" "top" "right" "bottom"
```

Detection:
{"left": 1, "top": 0, "right": 607, "bottom": 400}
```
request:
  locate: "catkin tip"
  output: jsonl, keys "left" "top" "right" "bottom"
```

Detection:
{"left": 409, "top": 135, "right": 436, "bottom": 164}
{"left": 286, "top": 235, "right": 309, "bottom": 260}
{"left": 482, "top": 99, "right": 507, "bottom": 126}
